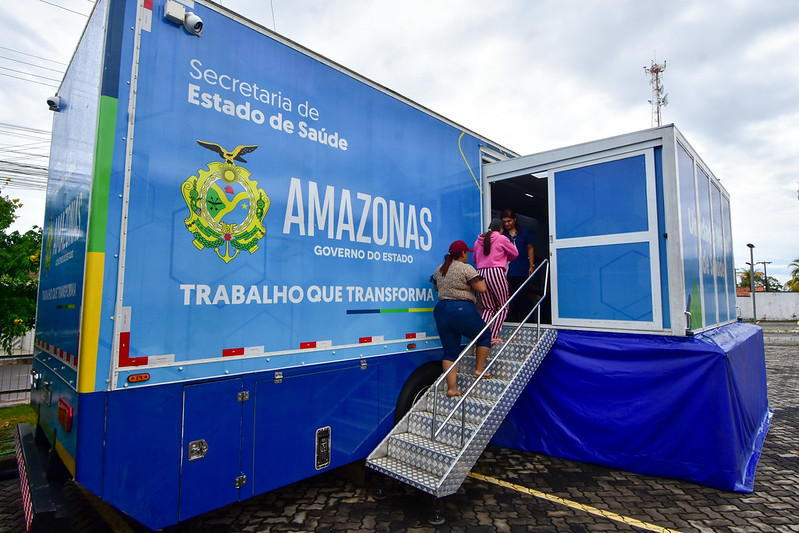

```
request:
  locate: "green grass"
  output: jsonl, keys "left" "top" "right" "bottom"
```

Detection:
{"left": 0, "top": 403, "right": 36, "bottom": 457}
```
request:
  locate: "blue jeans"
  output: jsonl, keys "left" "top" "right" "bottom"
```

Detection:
{"left": 433, "top": 299, "right": 491, "bottom": 360}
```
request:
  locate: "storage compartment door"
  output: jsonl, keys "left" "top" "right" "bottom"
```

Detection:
{"left": 252, "top": 363, "right": 379, "bottom": 495}
{"left": 548, "top": 151, "right": 663, "bottom": 331}
{"left": 179, "top": 378, "right": 244, "bottom": 521}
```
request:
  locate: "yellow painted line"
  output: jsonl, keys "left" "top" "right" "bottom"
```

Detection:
{"left": 468, "top": 472, "right": 683, "bottom": 533}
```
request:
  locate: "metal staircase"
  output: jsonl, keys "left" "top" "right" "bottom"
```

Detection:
{"left": 366, "top": 261, "right": 556, "bottom": 498}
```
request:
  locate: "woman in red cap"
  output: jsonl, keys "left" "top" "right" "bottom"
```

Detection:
{"left": 431, "top": 240, "right": 492, "bottom": 397}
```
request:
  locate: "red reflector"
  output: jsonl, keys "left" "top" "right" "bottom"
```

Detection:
{"left": 119, "top": 331, "right": 130, "bottom": 357}
{"left": 128, "top": 373, "right": 150, "bottom": 383}
{"left": 223, "top": 347, "right": 244, "bottom": 357}
{"left": 359, "top": 337, "right": 372, "bottom": 343}
{"left": 300, "top": 341, "right": 316, "bottom": 349}
{"left": 406, "top": 333, "right": 417, "bottom": 339}
{"left": 58, "top": 399, "right": 73, "bottom": 432}
{"left": 118, "top": 331, "right": 149, "bottom": 367}
{"left": 407, "top": 343, "right": 417, "bottom": 350}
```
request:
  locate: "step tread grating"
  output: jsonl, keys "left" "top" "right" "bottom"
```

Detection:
{"left": 389, "top": 432, "right": 460, "bottom": 458}
{"left": 369, "top": 456, "right": 441, "bottom": 491}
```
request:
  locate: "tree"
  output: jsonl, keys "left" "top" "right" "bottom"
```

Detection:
{"left": 786, "top": 258, "right": 799, "bottom": 292}
{"left": 738, "top": 268, "right": 764, "bottom": 289}
{"left": 0, "top": 196, "right": 41, "bottom": 354}
{"left": 764, "top": 275, "right": 782, "bottom": 292}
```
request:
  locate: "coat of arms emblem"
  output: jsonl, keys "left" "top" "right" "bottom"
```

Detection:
{"left": 181, "top": 140, "right": 270, "bottom": 263}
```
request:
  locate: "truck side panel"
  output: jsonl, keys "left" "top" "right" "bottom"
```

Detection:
{"left": 111, "top": 1, "right": 487, "bottom": 389}
{"left": 33, "top": 0, "right": 110, "bottom": 472}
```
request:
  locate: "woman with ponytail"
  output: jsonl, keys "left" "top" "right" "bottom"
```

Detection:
{"left": 473, "top": 218, "right": 518, "bottom": 343}
{"left": 432, "top": 240, "right": 492, "bottom": 397}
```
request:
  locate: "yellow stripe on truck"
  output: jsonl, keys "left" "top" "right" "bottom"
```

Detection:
{"left": 55, "top": 437, "right": 76, "bottom": 477}
{"left": 77, "top": 251, "right": 104, "bottom": 393}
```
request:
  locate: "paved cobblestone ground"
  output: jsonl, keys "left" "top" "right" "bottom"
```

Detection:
{"left": 1, "top": 323, "right": 797, "bottom": 532}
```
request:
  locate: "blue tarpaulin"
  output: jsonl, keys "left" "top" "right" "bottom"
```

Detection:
{"left": 492, "top": 321, "right": 772, "bottom": 492}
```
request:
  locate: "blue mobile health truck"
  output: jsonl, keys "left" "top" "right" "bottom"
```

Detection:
{"left": 17, "top": 0, "right": 770, "bottom": 530}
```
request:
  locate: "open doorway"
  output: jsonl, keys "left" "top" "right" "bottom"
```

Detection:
{"left": 489, "top": 174, "right": 551, "bottom": 324}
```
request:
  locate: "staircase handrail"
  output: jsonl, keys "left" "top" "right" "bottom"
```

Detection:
{"left": 431, "top": 260, "right": 550, "bottom": 444}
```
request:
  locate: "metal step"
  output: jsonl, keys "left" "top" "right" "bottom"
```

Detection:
{"left": 366, "top": 326, "right": 557, "bottom": 497}
{"left": 387, "top": 432, "right": 460, "bottom": 477}
{"left": 407, "top": 411, "right": 477, "bottom": 448}
{"left": 426, "top": 394, "right": 495, "bottom": 426}
{"left": 367, "top": 455, "right": 442, "bottom": 493}
{"left": 457, "top": 355, "right": 521, "bottom": 381}
{"left": 495, "top": 340, "right": 538, "bottom": 361}
{"left": 454, "top": 374, "right": 510, "bottom": 402}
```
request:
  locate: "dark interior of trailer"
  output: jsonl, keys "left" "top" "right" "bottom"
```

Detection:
{"left": 489, "top": 174, "right": 551, "bottom": 324}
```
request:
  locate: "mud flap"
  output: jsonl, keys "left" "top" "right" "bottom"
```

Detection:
{"left": 14, "top": 423, "right": 70, "bottom": 532}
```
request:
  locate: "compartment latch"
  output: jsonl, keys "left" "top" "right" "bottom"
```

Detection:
{"left": 315, "top": 426, "right": 331, "bottom": 469}
{"left": 188, "top": 439, "right": 208, "bottom": 461}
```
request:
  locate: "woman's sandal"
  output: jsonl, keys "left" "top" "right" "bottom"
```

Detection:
{"left": 475, "top": 370, "right": 491, "bottom": 379}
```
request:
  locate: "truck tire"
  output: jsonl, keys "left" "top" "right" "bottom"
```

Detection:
{"left": 394, "top": 361, "right": 442, "bottom": 424}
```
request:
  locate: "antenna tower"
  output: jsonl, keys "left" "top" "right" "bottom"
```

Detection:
{"left": 644, "top": 59, "right": 668, "bottom": 127}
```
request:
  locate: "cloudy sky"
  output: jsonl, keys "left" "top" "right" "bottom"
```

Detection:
{"left": 1, "top": 0, "right": 797, "bottom": 284}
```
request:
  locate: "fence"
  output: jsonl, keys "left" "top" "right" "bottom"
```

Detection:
{"left": 0, "top": 330, "right": 34, "bottom": 405}
{"left": 0, "top": 357, "right": 31, "bottom": 405}
{"left": 0, "top": 329, "right": 35, "bottom": 356}
{"left": 737, "top": 292, "right": 799, "bottom": 321}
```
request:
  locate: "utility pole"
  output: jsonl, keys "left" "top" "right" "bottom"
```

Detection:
{"left": 746, "top": 244, "right": 757, "bottom": 322}
{"left": 644, "top": 59, "right": 668, "bottom": 127}
{"left": 757, "top": 261, "right": 772, "bottom": 291}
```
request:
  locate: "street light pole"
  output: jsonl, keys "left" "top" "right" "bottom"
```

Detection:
{"left": 747, "top": 244, "right": 756, "bottom": 322}
{"left": 757, "top": 261, "right": 772, "bottom": 292}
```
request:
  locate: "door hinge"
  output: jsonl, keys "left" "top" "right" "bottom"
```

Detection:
{"left": 237, "top": 390, "right": 250, "bottom": 402}
{"left": 360, "top": 359, "right": 367, "bottom": 370}
{"left": 234, "top": 475, "right": 247, "bottom": 488}
{"left": 274, "top": 371, "right": 283, "bottom": 384}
